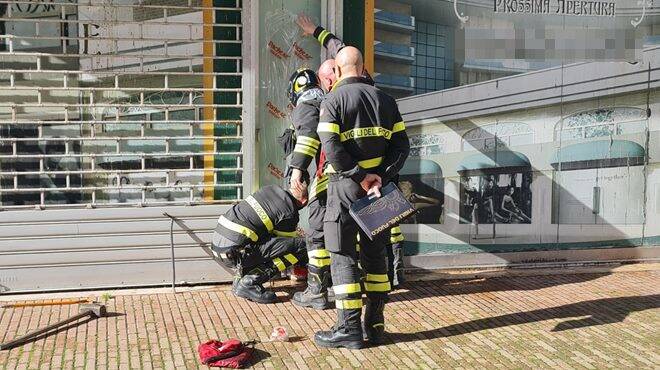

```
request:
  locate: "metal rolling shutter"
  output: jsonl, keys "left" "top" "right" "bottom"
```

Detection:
{"left": 0, "top": 1, "right": 246, "bottom": 293}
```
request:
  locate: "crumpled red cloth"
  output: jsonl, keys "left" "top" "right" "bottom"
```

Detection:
{"left": 198, "top": 339, "right": 255, "bottom": 368}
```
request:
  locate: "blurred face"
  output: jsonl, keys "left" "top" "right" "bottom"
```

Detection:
{"left": 318, "top": 61, "right": 336, "bottom": 92}
{"left": 320, "top": 74, "right": 335, "bottom": 92}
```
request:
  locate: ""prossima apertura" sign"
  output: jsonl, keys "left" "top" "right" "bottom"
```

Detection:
{"left": 494, "top": 0, "right": 616, "bottom": 16}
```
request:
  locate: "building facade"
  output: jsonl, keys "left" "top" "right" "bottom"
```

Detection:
{"left": 0, "top": 0, "right": 658, "bottom": 293}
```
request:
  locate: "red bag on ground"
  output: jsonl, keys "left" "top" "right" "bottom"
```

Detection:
{"left": 198, "top": 339, "right": 255, "bottom": 368}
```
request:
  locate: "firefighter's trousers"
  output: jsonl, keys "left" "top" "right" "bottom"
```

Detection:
{"left": 387, "top": 225, "right": 405, "bottom": 287}
{"left": 305, "top": 177, "right": 332, "bottom": 292}
{"left": 323, "top": 175, "right": 391, "bottom": 333}
{"left": 212, "top": 232, "right": 307, "bottom": 278}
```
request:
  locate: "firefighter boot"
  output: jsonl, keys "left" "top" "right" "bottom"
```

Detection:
{"left": 363, "top": 297, "right": 386, "bottom": 345}
{"left": 292, "top": 266, "right": 331, "bottom": 310}
{"left": 314, "top": 309, "right": 364, "bottom": 349}
{"left": 232, "top": 267, "right": 278, "bottom": 304}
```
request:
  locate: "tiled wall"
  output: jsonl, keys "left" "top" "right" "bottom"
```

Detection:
{"left": 411, "top": 21, "right": 454, "bottom": 94}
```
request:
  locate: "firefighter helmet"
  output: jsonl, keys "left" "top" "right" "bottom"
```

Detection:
{"left": 287, "top": 68, "right": 320, "bottom": 107}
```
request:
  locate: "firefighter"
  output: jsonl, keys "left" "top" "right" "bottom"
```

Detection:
{"left": 315, "top": 47, "right": 410, "bottom": 348}
{"left": 285, "top": 68, "right": 333, "bottom": 310}
{"left": 298, "top": 16, "right": 407, "bottom": 288}
{"left": 210, "top": 185, "right": 309, "bottom": 304}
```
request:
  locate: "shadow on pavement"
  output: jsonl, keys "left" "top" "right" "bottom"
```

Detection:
{"left": 387, "top": 294, "right": 660, "bottom": 343}
{"left": 388, "top": 273, "right": 611, "bottom": 302}
{"left": 248, "top": 348, "right": 272, "bottom": 366}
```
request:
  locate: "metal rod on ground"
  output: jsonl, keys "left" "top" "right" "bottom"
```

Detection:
{"left": 1, "top": 299, "right": 90, "bottom": 309}
{"left": 0, "top": 303, "right": 106, "bottom": 351}
{"left": 163, "top": 212, "right": 177, "bottom": 294}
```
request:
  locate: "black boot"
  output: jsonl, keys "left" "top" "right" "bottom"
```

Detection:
{"left": 314, "top": 309, "right": 364, "bottom": 349}
{"left": 363, "top": 297, "right": 386, "bottom": 345}
{"left": 292, "top": 266, "right": 331, "bottom": 310}
{"left": 232, "top": 267, "right": 278, "bottom": 304}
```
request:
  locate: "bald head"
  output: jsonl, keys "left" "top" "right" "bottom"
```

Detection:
{"left": 318, "top": 59, "right": 336, "bottom": 92}
{"left": 334, "top": 46, "right": 363, "bottom": 80}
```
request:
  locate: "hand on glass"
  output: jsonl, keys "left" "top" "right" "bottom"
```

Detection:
{"left": 296, "top": 13, "right": 317, "bottom": 36}
{"left": 289, "top": 168, "right": 306, "bottom": 193}
{"left": 360, "top": 174, "right": 382, "bottom": 197}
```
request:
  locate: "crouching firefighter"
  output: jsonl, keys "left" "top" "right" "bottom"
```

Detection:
{"left": 285, "top": 68, "right": 333, "bottom": 310}
{"left": 210, "top": 185, "right": 309, "bottom": 304}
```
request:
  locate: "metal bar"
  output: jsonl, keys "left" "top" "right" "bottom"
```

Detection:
{"left": 163, "top": 212, "right": 177, "bottom": 294}
{"left": 3, "top": 1, "right": 241, "bottom": 11}
{"left": 0, "top": 168, "right": 243, "bottom": 176}
{"left": 0, "top": 183, "right": 242, "bottom": 193}
{"left": 3, "top": 87, "right": 241, "bottom": 93}
{"left": 1, "top": 300, "right": 90, "bottom": 309}
{"left": 1, "top": 136, "right": 242, "bottom": 142}
{"left": 0, "top": 151, "right": 242, "bottom": 159}
{"left": 2, "top": 18, "right": 244, "bottom": 28}
{"left": 0, "top": 311, "right": 92, "bottom": 351}
{"left": 0, "top": 199, "right": 238, "bottom": 211}
{"left": 2, "top": 103, "right": 243, "bottom": 108}
{"left": 0, "top": 120, "right": 242, "bottom": 125}
{"left": 0, "top": 52, "right": 242, "bottom": 60}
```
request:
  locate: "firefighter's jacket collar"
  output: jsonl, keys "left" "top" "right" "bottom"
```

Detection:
{"left": 332, "top": 76, "right": 371, "bottom": 91}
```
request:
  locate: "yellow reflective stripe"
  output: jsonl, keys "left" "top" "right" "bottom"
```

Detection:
{"left": 340, "top": 126, "right": 392, "bottom": 142}
{"left": 293, "top": 143, "right": 317, "bottom": 157}
{"left": 218, "top": 216, "right": 258, "bottom": 242}
{"left": 318, "top": 29, "right": 330, "bottom": 44}
{"left": 364, "top": 281, "right": 391, "bottom": 292}
{"left": 308, "top": 249, "right": 331, "bottom": 267}
{"left": 392, "top": 121, "right": 406, "bottom": 133}
{"left": 317, "top": 122, "right": 340, "bottom": 134}
{"left": 308, "top": 249, "right": 330, "bottom": 258}
{"left": 359, "top": 156, "right": 383, "bottom": 169}
{"left": 391, "top": 226, "right": 401, "bottom": 233}
{"left": 390, "top": 234, "right": 405, "bottom": 243}
{"left": 309, "top": 257, "right": 332, "bottom": 267}
{"left": 336, "top": 299, "right": 363, "bottom": 309}
{"left": 366, "top": 273, "right": 389, "bottom": 283}
{"left": 272, "top": 257, "right": 286, "bottom": 271}
{"left": 324, "top": 160, "right": 381, "bottom": 173}
{"left": 297, "top": 136, "right": 320, "bottom": 149}
{"left": 333, "top": 283, "right": 362, "bottom": 295}
{"left": 283, "top": 254, "right": 298, "bottom": 265}
{"left": 309, "top": 176, "right": 329, "bottom": 199}
{"left": 245, "top": 196, "right": 273, "bottom": 232}
{"left": 273, "top": 229, "right": 298, "bottom": 237}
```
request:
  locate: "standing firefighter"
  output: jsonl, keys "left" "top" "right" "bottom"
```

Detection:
{"left": 315, "top": 47, "right": 410, "bottom": 348}
{"left": 285, "top": 68, "right": 333, "bottom": 310}
{"left": 297, "top": 13, "right": 407, "bottom": 289}
{"left": 210, "top": 185, "right": 308, "bottom": 304}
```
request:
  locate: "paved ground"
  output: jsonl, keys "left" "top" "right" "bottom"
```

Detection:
{"left": 0, "top": 269, "right": 659, "bottom": 369}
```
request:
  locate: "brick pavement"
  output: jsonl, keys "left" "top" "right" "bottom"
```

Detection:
{"left": 1, "top": 270, "right": 659, "bottom": 369}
